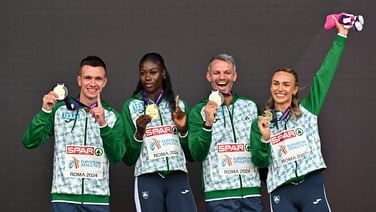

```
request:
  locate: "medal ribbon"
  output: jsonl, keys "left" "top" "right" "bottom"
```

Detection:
{"left": 271, "top": 106, "right": 291, "bottom": 123}
{"left": 277, "top": 106, "right": 291, "bottom": 121}
{"left": 64, "top": 97, "right": 98, "bottom": 111}
{"left": 142, "top": 90, "right": 164, "bottom": 106}
{"left": 220, "top": 90, "right": 232, "bottom": 96}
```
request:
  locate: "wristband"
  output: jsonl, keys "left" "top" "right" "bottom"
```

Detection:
{"left": 179, "top": 130, "right": 188, "bottom": 138}
{"left": 99, "top": 122, "right": 108, "bottom": 128}
{"left": 261, "top": 138, "right": 270, "bottom": 144}
{"left": 133, "top": 134, "right": 144, "bottom": 142}
{"left": 41, "top": 107, "right": 52, "bottom": 113}
{"left": 337, "top": 33, "right": 347, "bottom": 38}
{"left": 203, "top": 122, "right": 212, "bottom": 130}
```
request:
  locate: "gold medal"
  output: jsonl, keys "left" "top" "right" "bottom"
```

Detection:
{"left": 53, "top": 83, "right": 68, "bottom": 100}
{"left": 145, "top": 104, "right": 159, "bottom": 120}
{"left": 208, "top": 90, "right": 224, "bottom": 107}
{"left": 263, "top": 110, "right": 273, "bottom": 122}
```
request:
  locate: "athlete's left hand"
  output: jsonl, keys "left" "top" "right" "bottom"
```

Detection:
{"left": 172, "top": 95, "right": 187, "bottom": 132}
{"left": 91, "top": 93, "right": 106, "bottom": 127}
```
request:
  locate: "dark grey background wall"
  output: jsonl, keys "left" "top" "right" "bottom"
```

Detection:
{"left": 1, "top": 0, "right": 375, "bottom": 211}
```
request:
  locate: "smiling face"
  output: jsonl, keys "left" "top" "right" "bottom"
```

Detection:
{"left": 77, "top": 65, "right": 107, "bottom": 105}
{"left": 139, "top": 60, "right": 165, "bottom": 99}
{"left": 270, "top": 70, "right": 299, "bottom": 111}
{"left": 206, "top": 59, "right": 237, "bottom": 94}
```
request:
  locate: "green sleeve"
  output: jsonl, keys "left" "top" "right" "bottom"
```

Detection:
{"left": 301, "top": 35, "right": 346, "bottom": 115}
{"left": 121, "top": 99, "right": 143, "bottom": 166}
{"left": 188, "top": 102, "right": 212, "bottom": 162}
{"left": 250, "top": 118, "right": 271, "bottom": 168}
{"left": 100, "top": 108, "right": 126, "bottom": 164}
{"left": 179, "top": 99, "right": 194, "bottom": 162}
{"left": 22, "top": 110, "right": 54, "bottom": 149}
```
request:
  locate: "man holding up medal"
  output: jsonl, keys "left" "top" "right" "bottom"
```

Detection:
{"left": 23, "top": 56, "right": 126, "bottom": 212}
{"left": 121, "top": 52, "right": 197, "bottom": 212}
{"left": 188, "top": 54, "right": 264, "bottom": 212}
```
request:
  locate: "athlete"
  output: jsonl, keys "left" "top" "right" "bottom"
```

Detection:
{"left": 188, "top": 53, "right": 264, "bottom": 212}
{"left": 121, "top": 52, "right": 197, "bottom": 212}
{"left": 251, "top": 16, "right": 349, "bottom": 212}
{"left": 23, "top": 55, "right": 126, "bottom": 212}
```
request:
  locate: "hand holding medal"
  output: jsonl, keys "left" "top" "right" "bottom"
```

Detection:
{"left": 258, "top": 109, "right": 274, "bottom": 129}
{"left": 204, "top": 91, "right": 222, "bottom": 127}
{"left": 42, "top": 83, "right": 68, "bottom": 111}
{"left": 135, "top": 115, "right": 152, "bottom": 140}
{"left": 263, "top": 110, "right": 273, "bottom": 122}
{"left": 145, "top": 103, "right": 159, "bottom": 120}
{"left": 52, "top": 83, "right": 68, "bottom": 101}
{"left": 208, "top": 90, "right": 224, "bottom": 107}
{"left": 257, "top": 110, "right": 272, "bottom": 142}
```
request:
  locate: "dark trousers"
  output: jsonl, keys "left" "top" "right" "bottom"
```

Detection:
{"left": 51, "top": 202, "right": 109, "bottom": 212}
{"left": 270, "top": 171, "right": 331, "bottom": 212}
{"left": 135, "top": 171, "right": 197, "bottom": 212}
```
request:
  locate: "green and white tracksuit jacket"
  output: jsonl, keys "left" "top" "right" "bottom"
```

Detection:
{"left": 23, "top": 100, "right": 126, "bottom": 205}
{"left": 188, "top": 94, "right": 260, "bottom": 201}
{"left": 251, "top": 34, "right": 346, "bottom": 193}
{"left": 121, "top": 92, "right": 191, "bottom": 177}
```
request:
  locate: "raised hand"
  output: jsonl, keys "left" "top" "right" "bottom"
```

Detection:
{"left": 172, "top": 95, "right": 187, "bottom": 132}
{"left": 203, "top": 100, "right": 218, "bottom": 127}
{"left": 257, "top": 116, "right": 271, "bottom": 142}
{"left": 333, "top": 15, "right": 349, "bottom": 36}
{"left": 90, "top": 93, "right": 106, "bottom": 127}
{"left": 42, "top": 91, "right": 59, "bottom": 111}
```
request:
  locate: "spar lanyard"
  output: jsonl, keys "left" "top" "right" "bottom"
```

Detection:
{"left": 222, "top": 103, "right": 238, "bottom": 143}
{"left": 217, "top": 91, "right": 237, "bottom": 142}
{"left": 64, "top": 96, "right": 98, "bottom": 133}
{"left": 64, "top": 96, "right": 98, "bottom": 110}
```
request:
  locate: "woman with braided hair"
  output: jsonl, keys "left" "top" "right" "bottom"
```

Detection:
{"left": 121, "top": 52, "right": 197, "bottom": 212}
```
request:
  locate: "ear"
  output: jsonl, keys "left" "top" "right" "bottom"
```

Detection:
{"left": 293, "top": 86, "right": 299, "bottom": 95}
{"left": 233, "top": 71, "right": 238, "bottom": 82}
{"left": 102, "top": 77, "right": 108, "bottom": 88}
{"left": 77, "top": 75, "right": 82, "bottom": 86}
{"left": 206, "top": 71, "right": 212, "bottom": 82}
{"left": 163, "top": 70, "right": 167, "bottom": 79}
